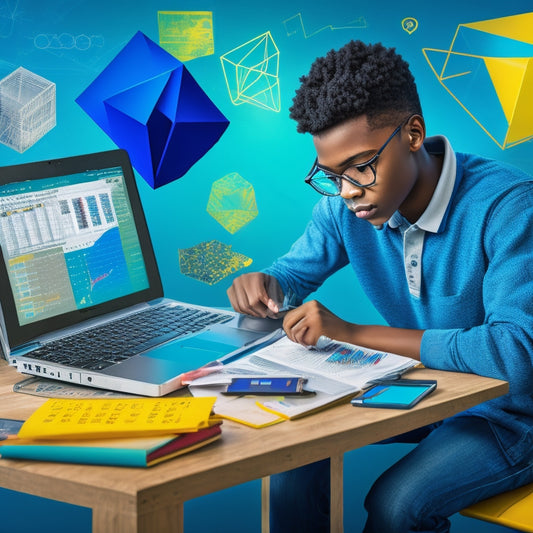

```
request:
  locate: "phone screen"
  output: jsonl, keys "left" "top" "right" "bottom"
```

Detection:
{"left": 364, "top": 384, "right": 431, "bottom": 405}
{"left": 224, "top": 377, "right": 307, "bottom": 395}
{"left": 351, "top": 379, "right": 437, "bottom": 409}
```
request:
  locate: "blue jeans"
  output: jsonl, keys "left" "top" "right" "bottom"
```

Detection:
{"left": 269, "top": 416, "right": 533, "bottom": 533}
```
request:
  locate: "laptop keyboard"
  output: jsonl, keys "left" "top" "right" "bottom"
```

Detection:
{"left": 25, "top": 304, "right": 233, "bottom": 371}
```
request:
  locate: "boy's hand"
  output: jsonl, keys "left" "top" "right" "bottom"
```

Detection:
{"left": 227, "top": 273, "right": 285, "bottom": 318}
{"left": 282, "top": 300, "right": 353, "bottom": 347}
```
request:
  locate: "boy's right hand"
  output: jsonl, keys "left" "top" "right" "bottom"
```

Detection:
{"left": 227, "top": 273, "right": 285, "bottom": 318}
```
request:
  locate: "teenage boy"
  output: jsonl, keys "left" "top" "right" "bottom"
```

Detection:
{"left": 227, "top": 40, "right": 533, "bottom": 532}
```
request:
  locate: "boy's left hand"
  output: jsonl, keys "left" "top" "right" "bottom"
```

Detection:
{"left": 282, "top": 300, "right": 353, "bottom": 348}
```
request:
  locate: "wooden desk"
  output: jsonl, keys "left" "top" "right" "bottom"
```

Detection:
{"left": 0, "top": 360, "right": 508, "bottom": 533}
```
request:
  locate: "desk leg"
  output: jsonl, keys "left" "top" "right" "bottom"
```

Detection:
{"left": 138, "top": 501, "right": 184, "bottom": 533}
{"left": 330, "top": 453, "right": 344, "bottom": 533}
{"left": 91, "top": 494, "right": 184, "bottom": 533}
{"left": 261, "top": 456, "right": 344, "bottom": 533}
{"left": 262, "top": 476, "right": 270, "bottom": 533}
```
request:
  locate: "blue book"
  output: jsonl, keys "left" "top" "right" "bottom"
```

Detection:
{"left": 0, "top": 424, "right": 221, "bottom": 467}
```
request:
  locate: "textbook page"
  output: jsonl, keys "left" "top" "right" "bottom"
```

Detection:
{"left": 189, "top": 336, "right": 418, "bottom": 420}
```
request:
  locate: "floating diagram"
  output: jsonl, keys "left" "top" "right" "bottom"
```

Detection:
{"left": 283, "top": 13, "right": 366, "bottom": 39}
{"left": 423, "top": 12, "right": 533, "bottom": 149}
{"left": 178, "top": 240, "right": 252, "bottom": 285}
{"left": 220, "top": 31, "right": 280, "bottom": 112}
{"left": 206, "top": 173, "right": 258, "bottom": 234}
{"left": 179, "top": 173, "right": 258, "bottom": 285}
{"left": 0, "top": 67, "right": 56, "bottom": 153}
{"left": 157, "top": 11, "right": 214, "bottom": 61}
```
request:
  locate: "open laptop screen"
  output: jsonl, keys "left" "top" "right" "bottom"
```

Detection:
{"left": 0, "top": 149, "right": 162, "bottom": 348}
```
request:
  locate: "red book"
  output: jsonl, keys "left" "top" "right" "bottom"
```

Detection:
{"left": 0, "top": 423, "right": 222, "bottom": 467}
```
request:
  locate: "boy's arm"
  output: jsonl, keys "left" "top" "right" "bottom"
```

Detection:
{"left": 281, "top": 299, "right": 423, "bottom": 360}
{"left": 265, "top": 198, "right": 350, "bottom": 303}
{"left": 421, "top": 184, "right": 533, "bottom": 395}
{"left": 345, "top": 324, "right": 423, "bottom": 361}
{"left": 228, "top": 198, "right": 349, "bottom": 318}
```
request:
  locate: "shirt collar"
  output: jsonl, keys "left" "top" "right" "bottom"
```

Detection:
{"left": 388, "top": 135, "right": 456, "bottom": 233}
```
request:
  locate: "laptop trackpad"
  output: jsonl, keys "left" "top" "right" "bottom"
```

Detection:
{"left": 102, "top": 334, "right": 236, "bottom": 383}
{"left": 143, "top": 330, "right": 244, "bottom": 363}
{"left": 102, "top": 329, "right": 261, "bottom": 383}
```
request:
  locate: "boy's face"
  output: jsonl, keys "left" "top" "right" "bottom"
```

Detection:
{"left": 312, "top": 115, "right": 422, "bottom": 226}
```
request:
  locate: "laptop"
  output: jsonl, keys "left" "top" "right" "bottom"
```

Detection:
{"left": 0, "top": 149, "right": 281, "bottom": 396}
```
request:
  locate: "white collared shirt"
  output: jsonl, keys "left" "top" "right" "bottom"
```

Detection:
{"left": 387, "top": 136, "right": 457, "bottom": 298}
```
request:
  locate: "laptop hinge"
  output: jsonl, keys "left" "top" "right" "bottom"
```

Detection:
{"left": 10, "top": 342, "right": 42, "bottom": 357}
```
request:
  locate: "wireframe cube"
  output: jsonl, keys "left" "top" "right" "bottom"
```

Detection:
{"left": 0, "top": 67, "right": 56, "bottom": 153}
{"left": 220, "top": 31, "right": 280, "bottom": 112}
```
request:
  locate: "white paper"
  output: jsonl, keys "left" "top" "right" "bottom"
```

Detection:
{"left": 189, "top": 335, "right": 418, "bottom": 420}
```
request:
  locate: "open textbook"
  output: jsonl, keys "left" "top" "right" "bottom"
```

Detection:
{"left": 188, "top": 334, "right": 418, "bottom": 423}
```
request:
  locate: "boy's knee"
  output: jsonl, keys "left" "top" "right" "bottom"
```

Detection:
{"left": 364, "top": 481, "right": 410, "bottom": 531}
{"left": 364, "top": 476, "right": 448, "bottom": 533}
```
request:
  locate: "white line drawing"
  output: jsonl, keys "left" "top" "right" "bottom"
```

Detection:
{"left": 283, "top": 12, "right": 367, "bottom": 38}
{"left": 0, "top": 0, "right": 21, "bottom": 39}
{"left": 33, "top": 33, "right": 104, "bottom": 51}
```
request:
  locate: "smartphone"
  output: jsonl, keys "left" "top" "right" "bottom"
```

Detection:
{"left": 351, "top": 379, "right": 437, "bottom": 409}
{"left": 222, "top": 377, "right": 313, "bottom": 396}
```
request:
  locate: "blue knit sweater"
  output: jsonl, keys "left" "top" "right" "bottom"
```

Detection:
{"left": 265, "top": 145, "right": 533, "bottom": 464}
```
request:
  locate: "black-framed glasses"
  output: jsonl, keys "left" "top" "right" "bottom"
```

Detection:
{"left": 304, "top": 116, "right": 411, "bottom": 196}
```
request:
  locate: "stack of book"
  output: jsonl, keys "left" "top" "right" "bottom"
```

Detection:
{"left": 0, "top": 396, "right": 222, "bottom": 467}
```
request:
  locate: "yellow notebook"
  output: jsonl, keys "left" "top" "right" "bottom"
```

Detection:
{"left": 18, "top": 397, "right": 219, "bottom": 440}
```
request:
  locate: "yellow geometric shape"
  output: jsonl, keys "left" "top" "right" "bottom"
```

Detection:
{"left": 178, "top": 240, "right": 252, "bottom": 285}
{"left": 206, "top": 172, "right": 258, "bottom": 234}
{"left": 505, "top": 58, "right": 533, "bottom": 146}
{"left": 423, "top": 12, "right": 533, "bottom": 149}
{"left": 220, "top": 31, "right": 280, "bottom": 112}
{"left": 484, "top": 57, "right": 529, "bottom": 124}
{"left": 157, "top": 11, "right": 214, "bottom": 61}
{"left": 464, "top": 12, "right": 533, "bottom": 44}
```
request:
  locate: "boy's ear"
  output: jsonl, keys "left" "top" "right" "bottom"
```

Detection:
{"left": 407, "top": 115, "right": 426, "bottom": 151}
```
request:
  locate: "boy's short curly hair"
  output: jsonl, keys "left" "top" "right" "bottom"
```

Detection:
{"left": 289, "top": 40, "right": 422, "bottom": 135}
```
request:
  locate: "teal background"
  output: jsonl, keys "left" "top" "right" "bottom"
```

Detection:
{"left": 1, "top": 0, "right": 532, "bottom": 531}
